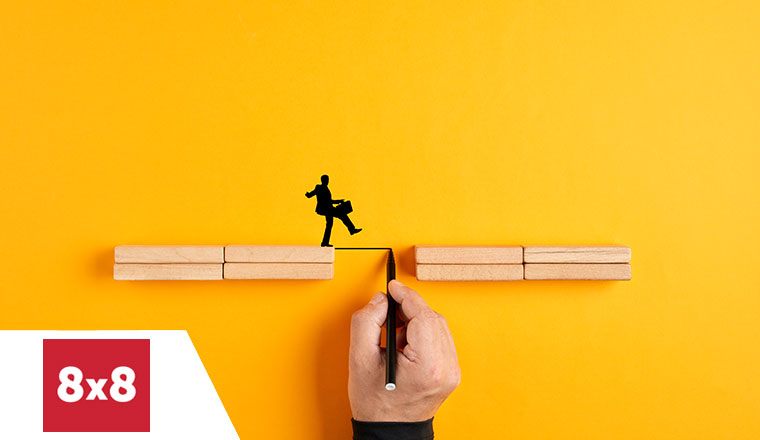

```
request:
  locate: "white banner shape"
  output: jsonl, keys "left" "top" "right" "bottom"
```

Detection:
{"left": 0, "top": 330, "right": 239, "bottom": 439}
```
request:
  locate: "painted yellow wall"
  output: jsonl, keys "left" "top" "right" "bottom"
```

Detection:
{"left": 1, "top": 1, "right": 758, "bottom": 438}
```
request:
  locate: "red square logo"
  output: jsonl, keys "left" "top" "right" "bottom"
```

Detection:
{"left": 43, "top": 339, "right": 150, "bottom": 432}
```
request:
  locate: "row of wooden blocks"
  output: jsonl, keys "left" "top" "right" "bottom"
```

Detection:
{"left": 415, "top": 246, "right": 631, "bottom": 281}
{"left": 113, "top": 245, "right": 334, "bottom": 280}
{"left": 113, "top": 245, "right": 631, "bottom": 281}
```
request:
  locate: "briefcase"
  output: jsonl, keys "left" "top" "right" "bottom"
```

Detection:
{"left": 335, "top": 200, "right": 353, "bottom": 216}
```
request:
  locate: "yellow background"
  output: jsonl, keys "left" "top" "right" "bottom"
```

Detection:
{"left": 1, "top": 1, "right": 759, "bottom": 438}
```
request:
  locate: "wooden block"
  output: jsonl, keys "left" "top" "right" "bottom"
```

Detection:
{"left": 415, "top": 246, "right": 523, "bottom": 264}
{"left": 523, "top": 246, "right": 630, "bottom": 263}
{"left": 524, "top": 264, "right": 631, "bottom": 280}
{"left": 223, "top": 263, "right": 333, "bottom": 280}
{"left": 115, "top": 245, "right": 224, "bottom": 263}
{"left": 113, "top": 264, "right": 223, "bottom": 280}
{"left": 416, "top": 264, "right": 523, "bottom": 281}
{"left": 224, "top": 245, "right": 334, "bottom": 263}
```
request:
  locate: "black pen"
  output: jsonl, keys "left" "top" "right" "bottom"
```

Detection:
{"left": 385, "top": 249, "right": 397, "bottom": 391}
{"left": 335, "top": 246, "right": 397, "bottom": 389}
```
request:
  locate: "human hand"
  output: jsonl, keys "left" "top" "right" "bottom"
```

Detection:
{"left": 348, "top": 280, "right": 460, "bottom": 422}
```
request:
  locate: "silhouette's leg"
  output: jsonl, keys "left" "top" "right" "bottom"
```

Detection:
{"left": 321, "top": 215, "right": 333, "bottom": 246}
{"left": 337, "top": 214, "right": 356, "bottom": 232}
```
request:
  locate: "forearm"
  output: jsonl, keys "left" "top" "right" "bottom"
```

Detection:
{"left": 352, "top": 418, "right": 434, "bottom": 440}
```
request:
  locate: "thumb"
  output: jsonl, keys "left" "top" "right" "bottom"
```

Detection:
{"left": 349, "top": 292, "right": 388, "bottom": 361}
{"left": 388, "top": 279, "right": 432, "bottom": 322}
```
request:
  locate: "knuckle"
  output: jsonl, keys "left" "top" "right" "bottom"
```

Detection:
{"left": 449, "top": 365, "right": 462, "bottom": 390}
{"left": 421, "top": 310, "right": 439, "bottom": 321}
{"left": 427, "top": 365, "right": 445, "bottom": 387}
{"left": 350, "top": 309, "right": 368, "bottom": 326}
{"left": 425, "top": 362, "right": 461, "bottom": 393}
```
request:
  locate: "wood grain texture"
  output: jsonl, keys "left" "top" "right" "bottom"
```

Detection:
{"left": 524, "top": 264, "right": 631, "bottom": 280}
{"left": 114, "top": 245, "right": 224, "bottom": 263}
{"left": 416, "top": 264, "right": 524, "bottom": 281}
{"left": 223, "top": 263, "right": 333, "bottom": 280}
{"left": 415, "top": 245, "right": 523, "bottom": 264}
{"left": 113, "top": 263, "right": 223, "bottom": 280}
{"left": 523, "top": 246, "right": 631, "bottom": 263}
{"left": 224, "top": 245, "right": 334, "bottom": 263}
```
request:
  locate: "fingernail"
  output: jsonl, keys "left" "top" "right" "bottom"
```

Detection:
{"left": 370, "top": 292, "right": 385, "bottom": 304}
{"left": 390, "top": 279, "right": 404, "bottom": 288}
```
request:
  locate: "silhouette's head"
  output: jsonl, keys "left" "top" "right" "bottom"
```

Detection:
{"left": 321, "top": 175, "right": 329, "bottom": 185}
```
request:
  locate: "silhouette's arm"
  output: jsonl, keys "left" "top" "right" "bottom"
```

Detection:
{"left": 305, "top": 186, "right": 317, "bottom": 198}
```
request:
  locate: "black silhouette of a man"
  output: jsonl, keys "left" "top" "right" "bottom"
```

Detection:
{"left": 306, "top": 175, "right": 361, "bottom": 247}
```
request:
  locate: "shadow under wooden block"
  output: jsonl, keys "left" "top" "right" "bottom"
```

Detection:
{"left": 524, "top": 264, "right": 631, "bottom": 280}
{"left": 523, "top": 246, "right": 630, "bottom": 263}
{"left": 115, "top": 245, "right": 224, "bottom": 263}
{"left": 416, "top": 264, "right": 524, "bottom": 281}
{"left": 113, "top": 263, "right": 223, "bottom": 280}
{"left": 415, "top": 245, "right": 523, "bottom": 264}
{"left": 225, "top": 245, "right": 334, "bottom": 263}
{"left": 224, "top": 263, "right": 333, "bottom": 280}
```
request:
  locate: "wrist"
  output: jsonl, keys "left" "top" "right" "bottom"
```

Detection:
{"left": 352, "top": 418, "right": 434, "bottom": 440}
{"left": 351, "top": 401, "right": 436, "bottom": 423}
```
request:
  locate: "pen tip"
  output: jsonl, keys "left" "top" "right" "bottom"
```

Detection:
{"left": 385, "top": 383, "right": 396, "bottom": 391}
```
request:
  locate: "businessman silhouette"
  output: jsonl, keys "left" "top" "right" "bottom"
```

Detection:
{"left": 305, "top": 175, "right": 362, "bottom": 247}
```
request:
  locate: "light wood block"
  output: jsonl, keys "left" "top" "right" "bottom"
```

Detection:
{"left": 224, "top": 245, "right": 334, "bottom": 263}
{"left": 415, "top": 246, "right": 523, "bottom": 264}
{"left": 113, "top": 264, "right": 223, "bottom": 280}
{"left": 523, "top": 246, "right": 630, "bottom": 263}
{"left": 416, "top": 264, "right": 523, "bottom": 281}
{"left": 224, "top": 263, "right": 333, "bottom": 280}
{"left": 524, "top": 264, "right": 631, "bottom": 280}
{"left": 115, "top": 245, "right": 224, "bottom": 263}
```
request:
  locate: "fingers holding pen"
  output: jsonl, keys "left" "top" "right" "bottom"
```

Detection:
{"left": 349, "top": 281, "right": 460, "bottom": 422}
